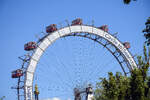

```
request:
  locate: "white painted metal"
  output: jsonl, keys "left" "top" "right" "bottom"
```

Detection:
{"left": 24, "top": 25, "right": 137, "bottom": 100}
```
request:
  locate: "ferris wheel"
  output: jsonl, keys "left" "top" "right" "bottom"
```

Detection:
{"left": 11, "top": 18, "right": 137, "bottom": 100}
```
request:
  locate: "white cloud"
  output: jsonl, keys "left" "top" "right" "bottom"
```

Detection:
{"left": 41, "top": 97, "right": 72, "bottom": 100}
{"left": 67, "top": 98, "right": 71, "bottom": 100}
{"left": 41, "top": 97, "right": 60, "bottom": 100}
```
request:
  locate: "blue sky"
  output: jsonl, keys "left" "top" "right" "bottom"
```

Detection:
{"left": 0, "top": 0, "right": 150, "bottom": 100}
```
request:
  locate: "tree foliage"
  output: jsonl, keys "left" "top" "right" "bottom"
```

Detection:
{"left": 123, "top": 0, "right": 131, "bottom": 4}
{"left": 123, "top": 0, "right": 136, "bottom": 4}
{"left": 95, "top": 45, "right": 150, "bottom": 100}
{"left": 143, "top": 17, "right": 150, "bottom": 45}
{"left": 0, "top": 96, "right": 5, "bottom": 100}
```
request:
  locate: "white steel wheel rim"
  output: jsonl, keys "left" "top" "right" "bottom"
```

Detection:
{"left": 24, "top": 25, "right": 137, "bottom": 100}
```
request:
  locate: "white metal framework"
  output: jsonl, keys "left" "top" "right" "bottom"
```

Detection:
{"left": 24, "top": 25, "right": 137, "bottom": 100}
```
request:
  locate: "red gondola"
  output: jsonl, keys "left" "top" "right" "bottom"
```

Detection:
{"left": 24, "top": 42, "right": 37, "bottom": 51}
{"left": 46, "top": 24, "right": 57, "bottom": 33}
{"left": 98, "top": 25, "right": 108, "bottom": 32}
{"left": 123, "top": 42, "right": 130, "bottom": 49}
{"left": 71, "top": 18, "right": 83, "bottom": 25}
{"left": 12, "top": 69, "right": 23, "bottom": 78}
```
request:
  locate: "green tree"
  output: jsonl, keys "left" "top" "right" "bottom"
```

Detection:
{"left": 0, "top": 96, "right": 5, "bottom": 100}
{"left": 95, "top": 45, "right": 150, "bottom": 100}
{"left": 123, "top": 0, "right": 136, "bottom": 4}
{"left": 143, "top": 17, "right": 150, "bottom": 45}
{"left": 95, "top": 72, "right": 130, "bottom": 100}
{"left": 123, "top": 0, "right": 131, "bottom": 4}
